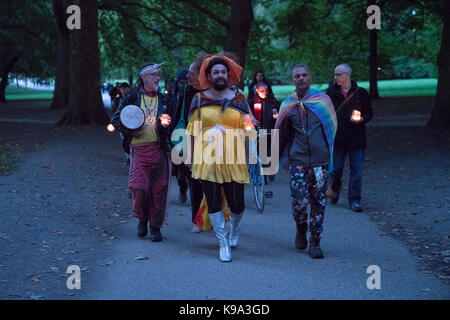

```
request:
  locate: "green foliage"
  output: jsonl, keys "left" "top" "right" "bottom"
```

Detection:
{"left": 0, "top": 0, "right": 57, "bottom": 80}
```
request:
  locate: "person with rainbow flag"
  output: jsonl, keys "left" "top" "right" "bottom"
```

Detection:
{"left": 275, "top": 64, "right": 337, "bottom": 259}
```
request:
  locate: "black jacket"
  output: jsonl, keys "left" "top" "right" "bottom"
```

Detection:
{"left": 172, "top": 84, "right": 199, "bottom": 130}
{"left": 111, "top": 89, "right": 174, "bottom": 152}
{"left": 248, "top": 96, "right": 280, "bottom": 130}
{"left": 326, "top": 81, "right": 373, "bottom": 149}
{"left": 278, "top": 106, "right": 330, "bottom": 168}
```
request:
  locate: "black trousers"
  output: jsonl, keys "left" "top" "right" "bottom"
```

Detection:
{"left": 199, "top": 180, "right": 245, "bottom": 214}
{"left": 187, "top": 175, "right": 203, "bottom": 223}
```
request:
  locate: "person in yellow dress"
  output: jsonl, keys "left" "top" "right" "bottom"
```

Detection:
{"left": 185, "top": 54, "right": 251, "bottom": 262}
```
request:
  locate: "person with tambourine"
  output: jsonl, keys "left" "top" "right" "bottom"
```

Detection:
{"left": 111, "top": 62, "right": 174, "bottom": 242}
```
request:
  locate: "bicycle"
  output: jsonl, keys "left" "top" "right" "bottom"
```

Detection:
{"left": 247, "top": 126, "right": 268, "bottom": 213}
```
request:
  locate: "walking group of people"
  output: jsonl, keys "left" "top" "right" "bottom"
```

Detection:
{"left": 111, "top": 53, "right": 373, "bottom": 262}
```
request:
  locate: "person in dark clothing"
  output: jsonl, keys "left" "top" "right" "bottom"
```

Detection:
{"left": 326, "top": 63, "right": 373, "bottom": 212}
{"left": 276, "top": 64, "right": 337, "bottom": 259}
{"left": 247, "top": 82, "right": 280, "bottom": 181}
{"left": 247, "top": 71, "right": 275, "bottom": 101}
{"left": 116, "top": 82, "right": 131, "bottom": 163}
{"left": 109, "top": 83, "right": 122, "bottom": 114}
{"left": 171, "top": 70, "right": 190, "bottom": 204}
{"left": 172, "top": 62, "right": 203, "bottom": 232}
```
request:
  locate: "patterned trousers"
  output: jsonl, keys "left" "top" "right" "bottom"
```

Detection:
{"left": 289, "top": 165, "right": 328, "bottom": 235}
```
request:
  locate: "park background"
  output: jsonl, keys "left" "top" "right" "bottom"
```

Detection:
{"left": 0, "top": 0, "right": 449, "bottom": 128}
{"left": 0, "top": 0, "right": 449, "bottom": 300}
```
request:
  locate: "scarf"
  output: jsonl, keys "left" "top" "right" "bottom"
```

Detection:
{"left": 275, "top": 88, "right": 337, "bottom": 171}
{"left": 140, "top": 87, "right": 158, "bottom": 97}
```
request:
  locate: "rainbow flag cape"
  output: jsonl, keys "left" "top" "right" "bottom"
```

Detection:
{"left": 275, "top": 88, "right": 337, "bottom": 172}
{"left": 193, "top": 188, "right": 230, "bottom": 231}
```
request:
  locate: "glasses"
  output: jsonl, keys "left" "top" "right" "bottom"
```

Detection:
{"left": 334, "top": 73, "right": 347, "bottom": 77}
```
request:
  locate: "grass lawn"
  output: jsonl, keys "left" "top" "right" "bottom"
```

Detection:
{"left": 268, "top": 78, "right": 437, "bottom": 101}
{"left": 5, "top": 78, "right": 437, "bottom": 102}
{"left": 5, "top": 86, "right": 54, "bottom": 100}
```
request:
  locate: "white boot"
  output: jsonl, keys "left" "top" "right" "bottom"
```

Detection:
{"left": 209, "top": 211, "right": 232, "bottom": 262}
{"left": 229, "top": 212, "right": 244, "bottom": 248}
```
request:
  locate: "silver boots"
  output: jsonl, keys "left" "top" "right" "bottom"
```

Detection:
{"left": 209, "top": 211, "right": 232, "bottom": 262}
{"left": 229, "top": 212, "right": 244, "bottom": 248}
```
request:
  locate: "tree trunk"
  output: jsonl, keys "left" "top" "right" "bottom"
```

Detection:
{"left": 0, "top": 54, "right": 20, "bottom": 102}
{"left": 51, "top": 0, "right": 71, "bottom": 109}
{"left": 58, "top": 0, "right": 109, "bottom": 125}
{"left": 223, "top": 0, "right": 254, "bottom": 88}
{"left": 427, "top": 0, "right": 450, "bottom": 130}
{"left": 368, "top": 0, "right": 379, "bottom": 99}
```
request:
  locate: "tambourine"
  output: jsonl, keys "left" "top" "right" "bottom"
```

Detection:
{"left": 120, "top": 105, "right": 145, "bottom": 130}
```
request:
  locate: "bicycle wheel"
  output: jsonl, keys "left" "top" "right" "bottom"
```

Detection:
{"left": 253, "top": 157, "right": 265, "bottom": 212}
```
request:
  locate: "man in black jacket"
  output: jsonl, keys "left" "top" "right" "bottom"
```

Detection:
{"left": 111, "top": 62, "right": 174, "bottom": 241}
{"left": 326, "top": 63, "right": 373, "bottom": 212}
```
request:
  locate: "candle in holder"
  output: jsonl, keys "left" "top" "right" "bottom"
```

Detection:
{"left": 244, "top": 114, "right": 254, "bottom": 130}
{"left": 107, "top": 124, "right": 115, "bottom": 132}
{"left": 351, "top": 110, "right": 361, "bottom": 122}
{"left": 160, "top": 114, "right": 171, "bottom": 127}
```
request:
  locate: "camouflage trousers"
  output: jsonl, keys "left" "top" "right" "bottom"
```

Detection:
{"left": 289, "top": 165, "right": 328, "bottom": 235}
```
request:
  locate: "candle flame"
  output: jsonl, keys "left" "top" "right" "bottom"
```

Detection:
{"left": 107, "top": 124, "right": 115, "bottom": 132}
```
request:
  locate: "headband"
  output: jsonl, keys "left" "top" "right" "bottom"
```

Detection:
{"left": 140, "top": 62, "right": 166, "bottom": 75}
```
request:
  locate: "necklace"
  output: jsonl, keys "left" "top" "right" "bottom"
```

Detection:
{"left": 142, "top": 95, "right": 157, "bottom": 117}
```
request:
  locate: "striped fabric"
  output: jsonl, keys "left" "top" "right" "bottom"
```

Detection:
{"left": 275, "top": 88, "right": 337, "bottom": 171}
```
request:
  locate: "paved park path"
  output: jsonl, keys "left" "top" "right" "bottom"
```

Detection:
{"left": 79, "top": 170, "right": 449, "bottom": 300}
{"left": 0, "top": 111, "right": 448, "bottom": 300}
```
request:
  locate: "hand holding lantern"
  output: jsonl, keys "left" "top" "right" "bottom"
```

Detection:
{"left": 160, "top": 114, "right": 171, "bottom": 128}
{"left": 350, "top": 110, "right": 363, "bottom": 123}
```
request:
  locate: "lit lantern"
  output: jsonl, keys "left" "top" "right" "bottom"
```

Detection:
{"left": 351, "top": 110, "right": 361, "bottom": 122}
{"left": 244, "top": 114, "right": 254, "bottom": 130}
{"left": 107, "top": 124, "right": 115, "bottom": 132}
{"left": 160, "top": 114, "right": 171, "bottom": 127}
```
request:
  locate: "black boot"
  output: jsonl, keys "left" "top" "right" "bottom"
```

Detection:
{"left": 295, "top": 222, "right": 308, "bottom": 250}
{"left": 179, "top": 190, "right": 187, "bottom": 203}
{"left": 137, "top": 219, "right": 148, "bottom": 238}
{"left": 331, "top": 191, "right": 339, "bottom": 204}
{"left": 309, "top": 234, "right": 324, "bottom": 259}
{"left": 150, "top": 226, "right": 163, "bottom": 242}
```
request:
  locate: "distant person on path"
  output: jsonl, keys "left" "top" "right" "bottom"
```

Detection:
{"left": 326, "top": 63, "right": 373, "bottom": 212}
{"left": 276, "top": 64, "right": 337, "bottom": 259}
{"left": 247, "top": 81, "right": 280, "bottom": 181}
{"left": 171, "top": 70, "right": 190, "bottom": 204}
{"left": 247, "top": 71, "right": 275, "bottom": 101}
{"left": 111, "top": 62, "right": 174, "bottom": 241}
{"left": 116, "top": 82, "right": 131, "bottom": 164}
{"left": 185, "top": 53, "right": 251, "bottom": 262}
{"left": 109, "top": 82, "right": 122, "bottom": 114}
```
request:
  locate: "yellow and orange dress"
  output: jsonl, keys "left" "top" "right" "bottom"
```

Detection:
{"left": 185, "top": 92, "right": 250, "bottom": 184}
